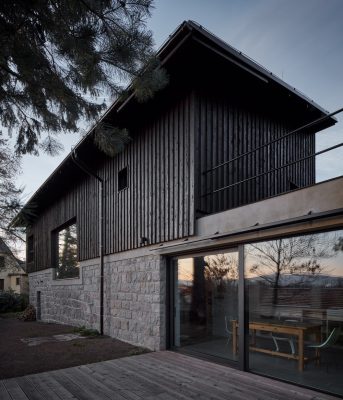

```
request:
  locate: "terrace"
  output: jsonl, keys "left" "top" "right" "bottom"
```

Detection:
{"left": 0, "top": 352, "right": 339, "bottom": 400}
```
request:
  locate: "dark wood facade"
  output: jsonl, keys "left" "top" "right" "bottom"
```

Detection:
{"left": 27, "top": 88, "right": 315, "bottom": 272}
{"left": 195, "top": 91, "right": 315, "bottom": 215}
{"left": 27, "top": 92, "right": 195, "bottom": 272}
{"left": 23, "top": 21, "right": 334, "bottom": 273}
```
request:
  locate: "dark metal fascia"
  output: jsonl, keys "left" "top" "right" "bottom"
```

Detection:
{"left": 192, "top": 36, "right": 269, "bottom": 84}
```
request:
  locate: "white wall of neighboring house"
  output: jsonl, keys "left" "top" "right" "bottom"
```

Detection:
{"left": 0, "top": 251, "right": 28, "bottom": 295}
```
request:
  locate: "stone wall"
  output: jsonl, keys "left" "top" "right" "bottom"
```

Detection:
{"left": 104, "top": 255, "right": 166, "bottom": 351}
{"left": 29, "top": 252, "right": 166, "bottom": 351}
{"left": 29, "top": 263, "right": 100, "bottom": 329}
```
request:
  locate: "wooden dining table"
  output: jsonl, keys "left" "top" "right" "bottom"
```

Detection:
{"left": 232, "top": 319, "right": 322, "bottom": 371}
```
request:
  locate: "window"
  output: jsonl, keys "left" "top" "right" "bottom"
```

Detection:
{"left": 16, "top": 277, "right": 20, "bottom": 286}
{"left": 118, "top": 167, "right": 128, "bottom": 191}
{"left": 27, "top": 235, "right": 34, "bottom": 263}
{"left": 54, "top": 221, "right": 79, "bottom": 279}
{"left": 0, "top": 279, "right": 4, "bottom": 291}
{"left": 0, "top": 256, "right": 4, "bottom": 269}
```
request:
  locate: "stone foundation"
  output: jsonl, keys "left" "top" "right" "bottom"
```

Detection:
{"left": 29, "top": 252, "right": 166, "bottom": 351}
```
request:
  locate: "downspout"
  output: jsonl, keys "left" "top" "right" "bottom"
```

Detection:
{"left": 71, "top": 149, "right": 104, "bottom": 335}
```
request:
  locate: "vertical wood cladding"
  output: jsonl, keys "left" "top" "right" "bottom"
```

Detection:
{"left": 28, "top": 93, "right": 195, "bottom": 272}
{"left": 28, "top": 89, "right": 316, "bottom": 273}
{"left": 195, "top": 91, "right": 315, "bottom": 216}
{"left": 102, "top": 92, "right": 194, "bottom": 255}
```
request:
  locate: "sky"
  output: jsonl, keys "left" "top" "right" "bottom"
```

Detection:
{"left": 14, "top": 0, "right": 343, "bottom": 202}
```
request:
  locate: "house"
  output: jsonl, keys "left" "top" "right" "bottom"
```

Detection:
{"left": 14, "top": 21, "right": 343, "bottom": 397}
{"left": 0, "top": 238, "right": 28, "bottom": 294}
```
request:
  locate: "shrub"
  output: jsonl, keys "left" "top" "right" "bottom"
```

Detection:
{"left": 0, "top": 289, "right": 29, "bottom": 313}
{"left": 73, "top": 326, "right": 100, "bottom": 337}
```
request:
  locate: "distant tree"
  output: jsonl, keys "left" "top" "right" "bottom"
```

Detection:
{"left": 0, "top": 0, "right": 167, "bottom": 156}
{"left": 248, "top": 235, "right": 334, "bottom": 305}
{"left": 204, "top": 254, "right": 238, "bottom": 281}
{"left": 0, "top": 134, "right": 24, "bottom": 249}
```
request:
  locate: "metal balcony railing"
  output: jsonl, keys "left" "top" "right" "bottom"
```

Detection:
{"left": 201, "top": 107, "right": 343, "bottom": 199}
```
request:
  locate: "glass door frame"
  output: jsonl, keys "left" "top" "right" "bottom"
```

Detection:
{"left": 167, "top": 245, "right": 248, "bottom": 369}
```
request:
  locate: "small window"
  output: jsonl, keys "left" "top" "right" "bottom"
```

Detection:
{"left": 118, "top": 167, "right": 128, "bottom": 191}
{"left": 27, "top": 235, "right": 34, "bottom": 263}
{"left": 0, "top": 256, "right": 4, "bottom": 269}
{"left": 16, "top": 277, "right": 20, "bottom": 286}
{"left": 54, "top": 221, "right": 79, "bottom": 279}
{"left": 0, "top": 279, "right": 4, "bottom": 291}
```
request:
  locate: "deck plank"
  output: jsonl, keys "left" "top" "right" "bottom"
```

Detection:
{"left": 0, "top": 352, "right": 339, "bottom": 400}
{"left": 78, "top": 364, "right": 144, "bottom": 400}
{"left": 0, "top": 381, "right": 12, "bottom": 400}
{"left": 13, "top": 377, "right": 47, "bottom": 400}
{"left": 34, "top": 372, "right": 77, "bottom": 399}
{"left": 69, "top": 365, "right": 130, "bottom": 400}
{"left": 84, "top": 360, "right": 165, "bottom": 399}
{"left": 150, "top": 352, "right": 331, "bottom": 399}
{"left": 2, "top": 379, "right": 30, "bottom": 400}
{"left": 23, "top": 374, "right": 67, "bottom": 400}
{"left": 144, "top": 352, "right": 306, "bottom": 400}
{"left": 111, "top": 355, "right": 254, "bottom": 400}
{"left": 123, "top": 354, "right": 265, "bottom": 400}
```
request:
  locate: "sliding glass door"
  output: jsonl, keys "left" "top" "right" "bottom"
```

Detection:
{"left": 170, "top": 229, "right": 343, "bottom": 397}
{"left": 172, "top": 250, "right": 239, "bottom": 362}
{"left": 245, "top": 229, "right": 343, "bottom": 397}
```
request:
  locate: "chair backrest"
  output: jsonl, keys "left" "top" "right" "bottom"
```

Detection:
{"left": 319, "top": 327, "right": 341, "bottom": 349}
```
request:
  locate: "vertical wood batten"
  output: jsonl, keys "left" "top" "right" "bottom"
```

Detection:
{"left": 196, "top": 92, "right": 316, "bottom": 215}
{"left": 29, "top": 92, "right": 195, "bottom": 268}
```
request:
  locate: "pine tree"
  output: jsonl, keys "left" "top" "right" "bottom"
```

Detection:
{"left": 0, "top": 134, "right": 25, "bottom": 248}
{"left": 0, "top": 0, "right": 167, "bottom": 156}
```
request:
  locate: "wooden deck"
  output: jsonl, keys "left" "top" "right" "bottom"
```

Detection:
{"left": 0, "top": 351, "right": 339, "bottom": 400}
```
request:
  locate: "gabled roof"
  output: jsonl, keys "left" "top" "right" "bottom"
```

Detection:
{"left": 13, "top": 20, "right": 337, "bottom": 227}
{"left": 0, "top": 238, "right": 13, "bottom": 256}
{"left": 159, "top": 21, "right": 333, "bottom": 115}
{"left": 0, "top": 238, "right": 25, "bottom": 268}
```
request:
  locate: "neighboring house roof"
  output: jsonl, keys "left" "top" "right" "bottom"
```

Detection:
{"left": 0, "top": 238, "right": 13, "bottom": 256}
{"left": 12, "top": 20, "right": 337, "bottom": 228}
{"left": 0, "top": 237, "right": 26, "bottom": 273}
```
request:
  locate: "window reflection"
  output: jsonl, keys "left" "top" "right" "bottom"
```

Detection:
{"left": 245, "top": 230, "right": 343, "bottom": 397}
{"left": 175, "top": 252, "right": 238, "bottom": 361}
{"left": 56, "top": 223, "right": 79, "bottom": 279}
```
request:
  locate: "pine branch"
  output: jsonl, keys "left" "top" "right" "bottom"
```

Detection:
{"left": 0, "top": 0, "right": 162, "bottom": 155}
{"left": 78, "top": 0, "right": 127, "bottom": 35}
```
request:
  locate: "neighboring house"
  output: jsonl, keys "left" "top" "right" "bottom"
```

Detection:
{"left": 13, "top": 21, "right": 343, "bottom": 397}
{"left": 0, "top": 238, "right": 28, "bottom": 294}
